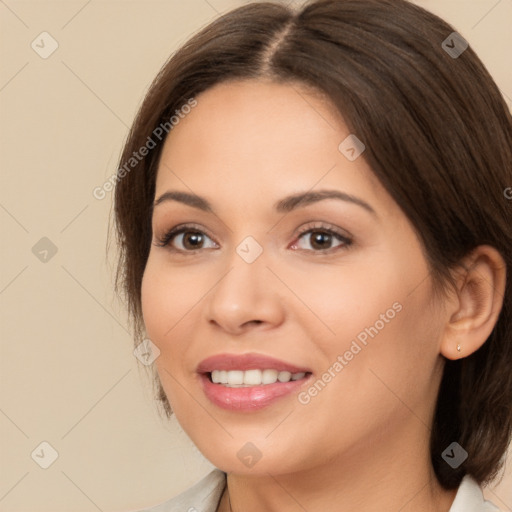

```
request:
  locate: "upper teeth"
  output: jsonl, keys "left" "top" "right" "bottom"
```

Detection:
{"left": 211, "top": 369, "right": 306, "bottom": 387}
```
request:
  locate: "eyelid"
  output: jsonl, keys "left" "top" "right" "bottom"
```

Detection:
{"left": 294, "top": 221, "right": 352, "bottom": 239}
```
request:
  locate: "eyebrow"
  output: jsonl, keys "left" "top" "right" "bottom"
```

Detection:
{"left": 152, "top": 189, "right": 377, "bottom": 217}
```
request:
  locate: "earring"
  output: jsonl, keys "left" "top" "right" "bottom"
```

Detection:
{"left": 457, "top": 344, "right": 461, "bottom": 352}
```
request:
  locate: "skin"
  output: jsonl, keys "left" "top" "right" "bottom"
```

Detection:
{"left": 141, "top": 79, "right": 506, "bottom": 512}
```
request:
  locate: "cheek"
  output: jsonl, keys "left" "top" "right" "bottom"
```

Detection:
{"left": 141, "top": 259, "right": 169, "bottom": 346}
{"left": 292, "top": 276, "right": 442, "bottom": 454}
{"left": 294, "top": 243, "right": 441, "bottom": 400}
{"left": 141, "top": 253, "right": 205, "bottom": 343}
{"left": 278, "top": 253, "right": 409, "bottom": 348}
{"left": 140, "top": 256, "right": 197, "bottom": 355}
{"left": 324, "top": 271, "right": 442, "bottom": 426}
{"left": 140, "top": 257, "right": 201, "bottom": 410}
{"left": 371, "top": 281, "right": 443, "bottom": 383}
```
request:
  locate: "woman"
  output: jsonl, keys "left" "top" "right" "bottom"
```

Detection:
{"left": 113, "top": 0, "right": 512, "bottom": 510}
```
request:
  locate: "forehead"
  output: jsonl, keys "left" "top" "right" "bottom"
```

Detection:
{"left": 155, "top": 80, "right": 391, "bottom": 215}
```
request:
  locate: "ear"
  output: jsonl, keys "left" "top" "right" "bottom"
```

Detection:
{"left": 440, "top": 245, "right": 506, "bottom": 360}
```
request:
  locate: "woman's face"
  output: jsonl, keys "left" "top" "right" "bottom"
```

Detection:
{"left": 141, "top": 80, "right": 447, "bottom": 475}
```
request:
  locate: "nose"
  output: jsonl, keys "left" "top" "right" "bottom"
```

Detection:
{"left": 204, "top": 249, "right": 285, "bottom": 335}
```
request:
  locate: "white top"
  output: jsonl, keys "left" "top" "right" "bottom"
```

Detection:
{"left": 134, "top": 469, "right": 501, "bottom": 512}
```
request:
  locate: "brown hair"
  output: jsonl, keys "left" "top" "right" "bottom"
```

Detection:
{"left": 112, "top": 0, "right": 512, "bottom": 490}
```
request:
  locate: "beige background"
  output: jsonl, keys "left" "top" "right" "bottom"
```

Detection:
{"left": 0, "top": 0, "right": 511, "bottom": 511}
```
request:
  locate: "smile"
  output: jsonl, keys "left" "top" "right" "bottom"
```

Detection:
{"left": 197, "top": 353, "right": 312, "bottom": 411}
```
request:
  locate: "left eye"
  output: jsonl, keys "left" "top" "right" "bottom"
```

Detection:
{"left": 292, "top": 229, "right": 351, "bottom": 251}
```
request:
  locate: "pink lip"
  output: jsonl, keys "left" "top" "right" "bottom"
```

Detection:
{"left": 197, "top": 353, "right": 312, "bottom": 412}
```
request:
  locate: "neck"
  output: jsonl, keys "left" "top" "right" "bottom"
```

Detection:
{"left": 219, "top": 420, "right": 458, "bottom": 512}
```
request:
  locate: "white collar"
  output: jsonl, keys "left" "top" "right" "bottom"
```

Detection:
{"left": 449, "top": 474, "right": 500, "bottom": 511}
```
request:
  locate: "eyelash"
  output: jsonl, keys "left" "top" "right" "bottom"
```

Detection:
{"left": 154, "top": 222, "right": 353, "bottom": 255}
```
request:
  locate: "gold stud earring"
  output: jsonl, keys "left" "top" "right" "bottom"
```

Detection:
{"left": 457, "top": 344, "right": 461, "bottom": 352}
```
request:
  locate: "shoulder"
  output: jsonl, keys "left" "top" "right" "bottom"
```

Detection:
{"left": 133, "top": 469, "right": 227, "bottom": 512}
{"left": 449, "top": 474, "right": 501, "bottom": 512}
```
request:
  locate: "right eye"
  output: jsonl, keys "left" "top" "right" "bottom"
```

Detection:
{"left": 155, "top": 224, "right": 218, "bottom": 252}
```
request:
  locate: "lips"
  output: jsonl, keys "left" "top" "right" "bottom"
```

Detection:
{"left": 197, "top": 353, "right": 312, "bottom": 411}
